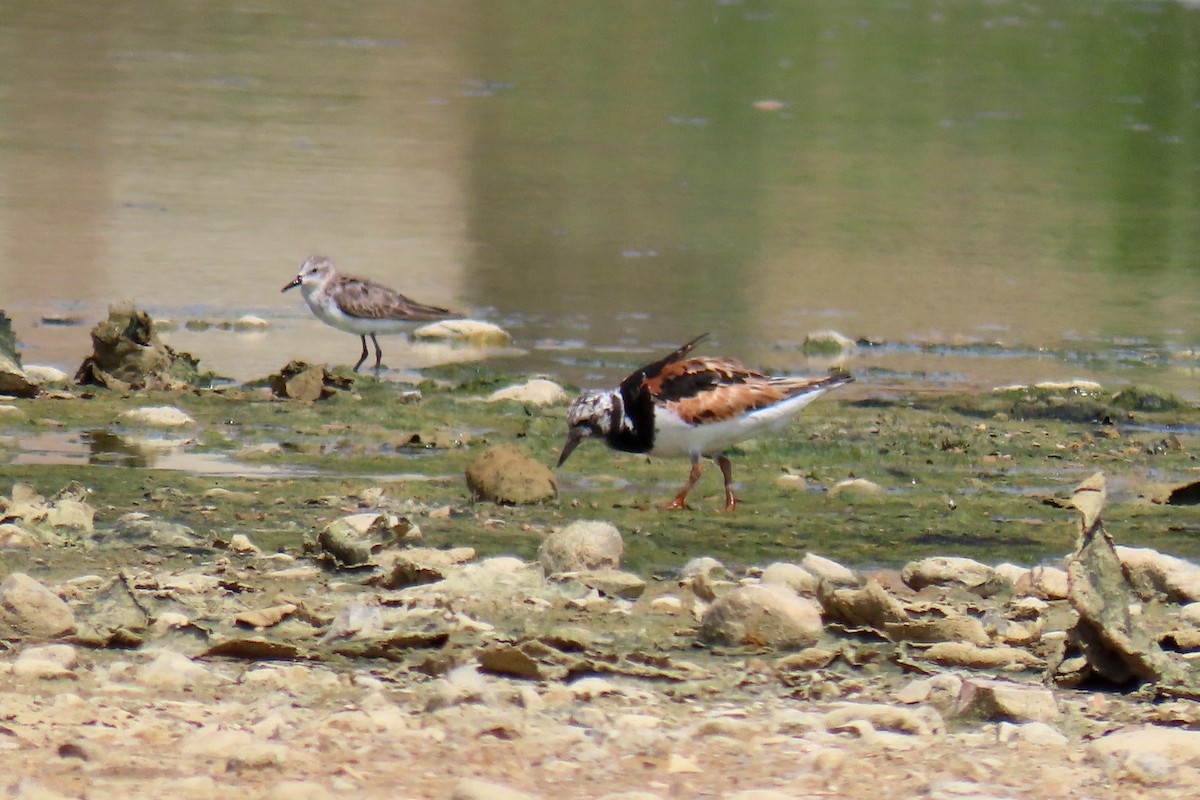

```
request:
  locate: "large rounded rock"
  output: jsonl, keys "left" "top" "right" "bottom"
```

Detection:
{"left": 699, "top": 584, "right": 823, "bottom": 649}
{"left": 465, "top": 444, "right": 557, "bottom": 505}
{"left": 538, "top": 520, "right": 623, "bottom": 575}
{"left": 0, "top": 572, "right": 76, "bottom": 638}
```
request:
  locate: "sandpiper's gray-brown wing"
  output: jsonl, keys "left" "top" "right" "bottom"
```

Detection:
{"left": 332, "top": 275, "right": 458, "bottom": 321}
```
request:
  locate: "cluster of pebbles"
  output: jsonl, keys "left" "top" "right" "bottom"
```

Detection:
{"left": 2, "top": 472, "right": 1200, "bottom": 799}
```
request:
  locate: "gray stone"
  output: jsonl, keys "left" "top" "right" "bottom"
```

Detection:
{"left": 538, "top": 520, "right": 623, "bottom": 575}
{"left": 760, "top": 562, "right": 818, "bottom": 595}
{"left": 0, "top": 573, "right": 76, "bottom": 638}
{"left": 699, "top": 584, "right": 823, "bottom": 650}
{"left": 801, "top": 553, "right": 858, "bottom": 586}
{"left": 901, "top": 556, "right": 1000, "bottom": 592}
{"left": 954, "top": 678, "right": 1062, "bottom": 723}
{"left": 486, "top": 378, "right": 568, "bottom": 406}
{"left": 118, "top": 405, "right": 196, "bottom": 428}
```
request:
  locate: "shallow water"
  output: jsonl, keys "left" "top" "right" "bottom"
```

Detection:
{"left": 1, "top": 0, "right": 1198, "bottom": 398}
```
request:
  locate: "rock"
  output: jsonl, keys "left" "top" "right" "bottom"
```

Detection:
{"left": 679, "top": 556, "right": 725, "bottom": 580}
{"left": 901, "top": 556, "right": 1003, "bottom": 594}
{"left": 887, "top": 613, "right": 990, "bottom": 646}
{"left": 1089, "top": 725, "right": 1200, "bottom": 765}
{"left": 0, "top": 311, "right": 37, "bottom": 398}
{"left": 760, "top": 562, "right": 818, "bottom": 595}
{"left": 267, "top": 361, "right": 351, "bottom": 401}
{"left": 22, "top": 365, "right": 69, "bottom": 386}
{"left": 1115, "top": 546, "right": 1200, "bottom": 603}
{"left": 818, "top": 579, "right": 908, "bottom": 628}
{"left": 413, "top": 319, "right": 512, "bottom": 346}
{"left": 372, "top": 546, "right": 475, "bottom": 589}
{"left": 13, "top": 644, "right": 79, "bottom": 679}
{"left": 774, "top": 647, "right": 839, "bottom": 670}
{"left": 111, "top": 514, "right": 203, "bottom": 548}
{"left": 486, "top": 378, "right": 568, "bottom": 406}
{"left": 0, "top": 523, "right": 38, "bottom": 548}
{"left": 538, "top": 520, "right": 623, "bottom": 574}
{"left": 233, "top": 315, "right": 269, "bottom": 331}
{"left": 954, "top": 678, "right": 1062, "bottom": 723}
{"left": 74, "top": 303, "right": 205, "bottom": 390}
{"left": 828, "top": 477, "right": 884, "bottom": 499}
{"left": 118, "top": 405, "right": 196, "bottom": 428}
{"left": 450, "top": 778, "right": 539, "bottom": 800}
{"left": 997, "top": 721, "right": 1069, "bottom": 747}
{"left": 228, "top": 533, "right": 260, "bottom": 554}
{"left": 466, "top": 444, "right": 558, "bottom": 505}
{"left": 137, "top": 651, "right": 221, "bottom": 690}
{"left": 824, "top": 702, "right": 942, "bottom": 736}
{"left": 0, "top": 404, "right": 28, "bottom": 421}
{"left": 0, "top": 572, "right": 76, "bottom": 638}
{"left": 1013, "top": 565, "right": 1069, "bottom": 600}
{"left": 571, "top": 569, "right": 647, "bottom": 600}
{"left": 801, "top": 553, "right": 858, "bottom": 586}
{"left": 922, "top": 642, "right": 1044, "bottom": 669}
{"left": 802, "top": 329, "right": 857, "bottom": 356}
{"left": 699, "top": 584, "right": 823, "bottom": 650}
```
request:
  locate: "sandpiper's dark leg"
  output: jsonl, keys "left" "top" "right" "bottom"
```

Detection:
{"left": 371, "top": 334, "right": 384, "bottom": 370}
{"left": 353, "top": 336, "right": 370, "bottom": 372}
{"left": 663, "top": 455, "right": 704, "bottom": 510}
{"left": 717, "top": 454, "right": 738, "bottom": 511}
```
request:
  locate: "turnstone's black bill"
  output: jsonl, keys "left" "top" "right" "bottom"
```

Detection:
{"left": 282, "top": 255, "right": 461, "bottom": 372}
{"left": 558, "top": 334, "right": 854, "bottom": 510}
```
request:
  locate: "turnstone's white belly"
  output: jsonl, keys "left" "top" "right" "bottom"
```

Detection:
{"left": 650, "top": 390, "right": 829, "bottom": 457}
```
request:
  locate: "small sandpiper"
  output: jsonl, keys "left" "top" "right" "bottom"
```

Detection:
{"left": 282, "top": 255, "right": 461, "bottom": 372}
{"left": 557, "top": 334, "right": 854, "bottom": 510}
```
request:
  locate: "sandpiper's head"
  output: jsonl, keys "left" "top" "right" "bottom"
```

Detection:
{"left": 281, "top": 255, "right": 337, "bottom": 294}
{"left": 557, "top": 389, "right": 618, "bottom": 467}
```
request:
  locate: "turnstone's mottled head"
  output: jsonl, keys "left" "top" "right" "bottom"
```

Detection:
{"left": 281, "top": 255, "right": 336, "bottom": 294}
{"left": 557, "top": 389, "right": 619, "bottom": 467}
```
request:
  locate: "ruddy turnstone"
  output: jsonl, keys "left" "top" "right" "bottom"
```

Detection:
{"left": 557, "top": 334, "right": 854, "bottom": 510}
{"left": 282, "top": 256, "right": 460, "bottom": 372}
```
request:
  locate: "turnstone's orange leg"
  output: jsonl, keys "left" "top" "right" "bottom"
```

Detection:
{"left": 370, "top": 334, "right": 384, "bottom": 371}
{"left": 717, "top": 455, "right": 739, "bottom": 511}
{"left": 353, "top": 336, "right": 370, "bottom": 372}
{"left": 662, "top": 458, "right": 704, "bottom": 510}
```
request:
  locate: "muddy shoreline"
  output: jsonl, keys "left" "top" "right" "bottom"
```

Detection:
{"left": 3, "top": 314, "right": 1200, "bottom": 798}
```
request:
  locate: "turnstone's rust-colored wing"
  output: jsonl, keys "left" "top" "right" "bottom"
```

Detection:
{"left": 333, "top": 275, "right": 456, "bottom": 321}
{"left": 618, "top": 333, "right": 708, "bottom": 398}
{"left": 659, "top": 364, "right": 850, "bottom": 425}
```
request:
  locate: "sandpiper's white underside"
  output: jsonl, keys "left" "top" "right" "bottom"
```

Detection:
{"left": 301, "top": 283, "right": 424, "bottom": 337}
{"left": 649, "top": 388, "right": 830, "bottom": 458}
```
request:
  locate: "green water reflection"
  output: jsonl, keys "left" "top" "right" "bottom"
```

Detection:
{"left": 0, "top": 0, "right": 1197, "bottom": 383}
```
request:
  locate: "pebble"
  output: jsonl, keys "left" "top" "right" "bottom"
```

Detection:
{"left": 486, "top": 378, "right": 568, "bottom": 406}
{"left": 413, "top": 319, "right": 513, "bottom": 345}
{"left": 118, "top": 405, "right": 196, "bottom": 427}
